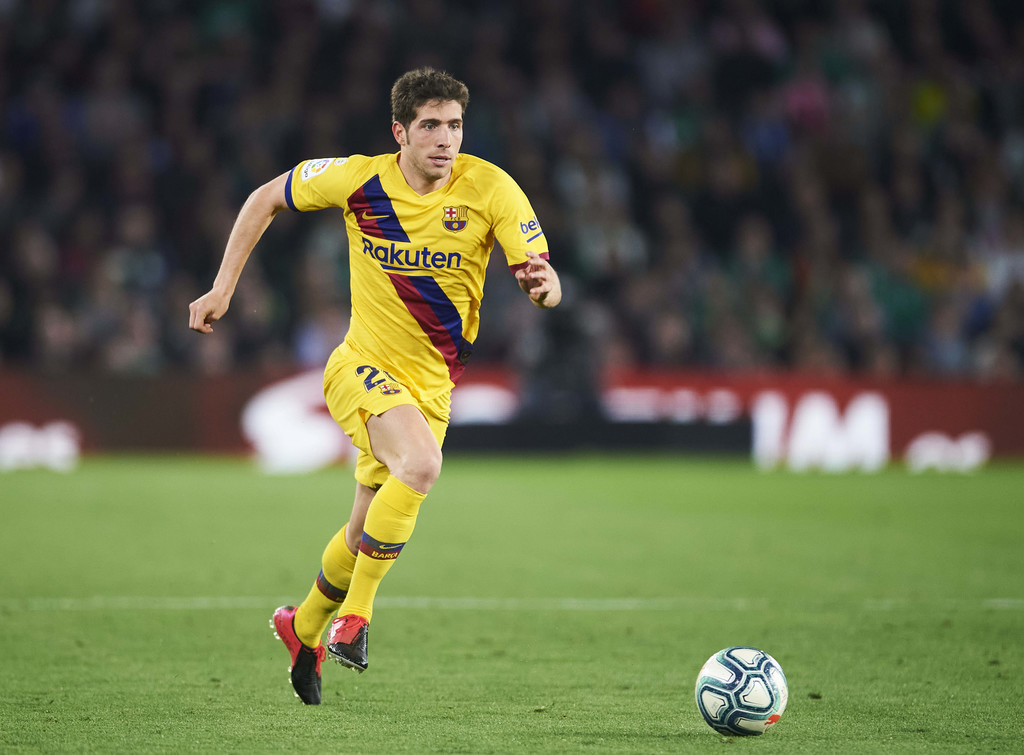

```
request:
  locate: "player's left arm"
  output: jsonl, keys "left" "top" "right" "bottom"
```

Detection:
{"left": 488, "top": 166, "right": 561, "bottom": 308}
{"left": 514, "top": 251, "right": 562, "bottom": 308}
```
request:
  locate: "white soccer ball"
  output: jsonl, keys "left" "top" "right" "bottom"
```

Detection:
{"left": 695, "top": 646, "right": 788, "bottom": 736}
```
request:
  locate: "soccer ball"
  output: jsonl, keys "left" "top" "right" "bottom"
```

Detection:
{"left": 695, "top": 646, "right": 788, "bottom": 736}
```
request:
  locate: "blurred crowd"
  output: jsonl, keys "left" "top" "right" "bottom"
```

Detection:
{"left": 2, "top": 0, "right": 1023, "bottom": 382}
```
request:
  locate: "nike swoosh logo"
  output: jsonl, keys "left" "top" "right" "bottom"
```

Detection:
{"left": 375, "top": 543, "right": 403, "bottom": 550}
{"left": 358, "top": 210, "right": 391, "bottom": 221}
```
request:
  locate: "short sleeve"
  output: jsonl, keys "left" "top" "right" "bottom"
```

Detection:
{"left": 285, "top": 157, "right": 355, "bottom": 212}
{"left": 488, "top": 170, "right": 550, "bottom": 271}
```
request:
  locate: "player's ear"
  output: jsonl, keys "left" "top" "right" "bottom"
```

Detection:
{"left": 392, "top": 121, "right": 407, "bottom": 146}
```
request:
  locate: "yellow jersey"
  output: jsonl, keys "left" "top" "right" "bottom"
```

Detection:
{"left": 285, "top": 152, "right": 550, "bottom": 400}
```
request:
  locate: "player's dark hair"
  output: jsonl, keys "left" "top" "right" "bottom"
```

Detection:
{"left": 391, "top": 67, "right": 469, "bottom": 131}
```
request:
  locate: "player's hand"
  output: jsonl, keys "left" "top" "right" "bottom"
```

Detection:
{"left": 515, "top": 252, "right": 562, "bottom": 308}
{"left": 188, "top": 289, "right": 231, "bottom": 333}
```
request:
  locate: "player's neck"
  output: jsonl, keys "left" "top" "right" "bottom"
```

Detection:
{"left": 397, "top": 154, "right": 452, "bottom": 196}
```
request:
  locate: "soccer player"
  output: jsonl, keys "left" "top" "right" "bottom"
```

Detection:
{"left": 188, "top": 68, "right": 561, "bottom": 704}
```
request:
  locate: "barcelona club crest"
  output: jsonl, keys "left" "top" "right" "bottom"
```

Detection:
{"left": 442, "top": 205, "right": 469, "bottom": 232}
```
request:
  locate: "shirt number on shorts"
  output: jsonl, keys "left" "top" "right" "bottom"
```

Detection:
{"left": 356, "top": 365, "right": 398, "bottom": 393}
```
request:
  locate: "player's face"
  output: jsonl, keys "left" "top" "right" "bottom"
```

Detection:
{"left": 394, "top": 99, "right": 464, "bottom": 194}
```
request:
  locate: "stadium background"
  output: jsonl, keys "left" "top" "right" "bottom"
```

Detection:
{"left": 3, "top": 3, "right": 1024, "bottom": 750}
{"left": 1, "top": 0, "right": 1023, "bottom": 467}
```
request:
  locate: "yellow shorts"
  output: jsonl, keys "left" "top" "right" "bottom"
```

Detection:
{"left": 323, "top": 342, "right": 450, "bottom": 489}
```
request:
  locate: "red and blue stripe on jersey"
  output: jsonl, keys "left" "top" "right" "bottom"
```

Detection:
{"left": 347, "top": 175, "right": 471, "bottom": 385}
{"left": 347, "top": 175, "right": 411, "bottom": 242}
{"left": 387, "top": 274, "right": 471, "bottom": 384}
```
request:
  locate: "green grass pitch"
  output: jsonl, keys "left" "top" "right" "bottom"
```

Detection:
{"left": 1, "top": 454, "right": 1022, "bottom": 753}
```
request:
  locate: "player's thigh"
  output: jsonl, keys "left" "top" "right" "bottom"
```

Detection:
{"left": 323, "top": 345, "right": 448, "bottom": 488}
{"left": 365, "top": 404, "right": 441, "bottom": 473}
{"left": 324, "top": 348, "right": 415, "bottom": 463}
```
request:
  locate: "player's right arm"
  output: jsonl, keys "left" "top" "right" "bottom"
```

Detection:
{"left": 188, "top": 171, "right": 291, "bottom": 334}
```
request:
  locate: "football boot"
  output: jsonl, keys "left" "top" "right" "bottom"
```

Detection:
{"left": 327, "top": 614, "right": 369, "bottom": 673}
{"left": 271, "top": 605, "right": 326, "bottom": 705}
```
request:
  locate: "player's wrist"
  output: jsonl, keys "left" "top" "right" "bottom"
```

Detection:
{"left": 210, "top": 278, "right": 237, "bottom": 298}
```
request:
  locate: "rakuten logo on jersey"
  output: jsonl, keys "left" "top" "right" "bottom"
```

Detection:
{"left": 361, "top": 238, "right": 463, "bottom": 271}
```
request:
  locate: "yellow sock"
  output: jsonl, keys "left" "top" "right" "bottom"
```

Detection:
{"left": 340, "top": 476, "right": 425, "bottom": 623}
{"left": 293, "top": 524, "right": 358, "bottom": 647}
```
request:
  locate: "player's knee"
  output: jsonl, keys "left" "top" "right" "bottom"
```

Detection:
{"left": 393, "top": 447, "right": 442, "bottom": 494}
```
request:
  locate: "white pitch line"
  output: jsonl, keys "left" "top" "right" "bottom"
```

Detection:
{"left": 0, "top": 596, "right": 1021, "bottom": 612}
